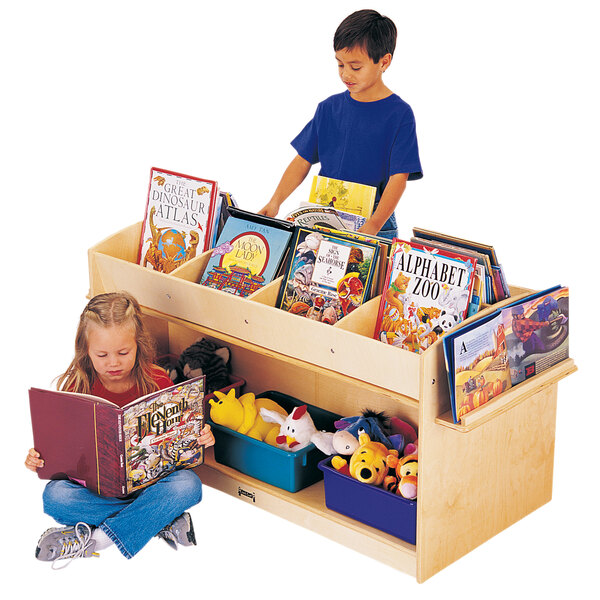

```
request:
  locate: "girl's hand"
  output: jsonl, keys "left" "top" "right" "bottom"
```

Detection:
{"left": 25, "top": 448, "right": 44, "bottom": 472}
{"left": 198, "top": 424, "right": 215, "bottom": 449}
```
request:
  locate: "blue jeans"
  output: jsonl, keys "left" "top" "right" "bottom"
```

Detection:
{"left": 42, "top": 470, "right": 203, "bottom": 558}
{"left": 378, "top": 211, "right": 398, "bottom": 241}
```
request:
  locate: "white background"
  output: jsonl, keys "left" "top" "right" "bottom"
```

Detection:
{"left": 3, "top": 0, "right": 597, "bottom": 596}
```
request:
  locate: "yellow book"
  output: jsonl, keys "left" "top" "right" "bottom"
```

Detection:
{"left": 308, "top": 176, "right": 376, "bottom": 218}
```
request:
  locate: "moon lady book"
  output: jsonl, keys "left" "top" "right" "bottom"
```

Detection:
{"left": 29, "top": 376, "right": 205, "bottom": 497}
{"left": 200, "top": 207, "right": 294, "bottom": 297}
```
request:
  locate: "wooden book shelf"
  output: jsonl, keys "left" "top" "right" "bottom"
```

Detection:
{"left": 88, "top": 223, "right": 576, "bottom": 582}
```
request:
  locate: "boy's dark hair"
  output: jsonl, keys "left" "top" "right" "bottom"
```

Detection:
{"left": 334, "top": 9, "right": 397, "bottom": 63}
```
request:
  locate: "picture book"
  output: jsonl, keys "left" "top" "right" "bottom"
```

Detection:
{"left": 308, "top": 176, "right": 376, "bottom": 218}
{"left": 443, "top": 312, "right": 512, "bottom": 423}
{"left": 209, "top": 190, "right": 238, "bottom": 249}
{"left": 442, "top": 285, "right": 568, "bottom": 423}
{"left": 374, "top": 240, "right": 478, "bottom": 353}
{"left": 276, "top": 227, "right": 379, "bottom": 325}
{"left": 138, "top": 167, "right": 219, "bottom": 273}
{"left": 312, "top": 225, "right": 391, "bottom": 297}
{"left": 29, "top": 376, "right": 205, "bottom": 498}
{"left": 501, "top": 286, "right": 569, "bottom": 384}
{"left": 200, "top": 207, "right": 294, "bottom": 297}
{"left": 285, "top": 205, "right": 367, "bottom": 231}
{"left": 412, "top": 227, "right": 508, "bottom": 303}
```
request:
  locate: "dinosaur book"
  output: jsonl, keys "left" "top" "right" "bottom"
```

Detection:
{"left": 374, "top": 240, "right": 478, "bottom": 354}
{"left": 29, "top": 376, "right": 205, "bottom": 497}
{"left": 138, "top": 167, "right": 219, "bottom": 273}
{"left": 276, "top": 227, "right": 379, "bottom": 325}
{"left": 200, "top": 207, "right": 294, "bottom": 297}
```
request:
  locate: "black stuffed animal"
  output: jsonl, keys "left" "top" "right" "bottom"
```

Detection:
{"left": 172, "top": 338, "right": 231, "bottom": 393}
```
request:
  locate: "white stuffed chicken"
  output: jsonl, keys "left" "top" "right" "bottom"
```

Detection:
{"left": 260, "top": 404, "right": 335, "bottom": 454}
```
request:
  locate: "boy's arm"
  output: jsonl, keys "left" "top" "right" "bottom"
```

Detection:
{"left": 258, "top": 154, "right": 311, "bottom": 217}
{"left": 358, "top": 173, "right": 408, "bottom": 235}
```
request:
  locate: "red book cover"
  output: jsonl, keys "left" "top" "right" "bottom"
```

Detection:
{"left": 29, "top": 376, "right": 205, "bottom": 497}
{"left": 138, "top": 167, "right": 219, "bottom": 272}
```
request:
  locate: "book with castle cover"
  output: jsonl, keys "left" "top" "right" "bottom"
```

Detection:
{"left": 29, "top": 376, "right": 205, "bottom": 497}
{"left": 308, "top": 176, "right": 376, "bottom": 218}
{"left": 276, "top": 227, "right": 379, "bottom": 325}
{"left": 374, "top": 240, "right": 478, "bottom": 353}
{"left": 443, "top": 312, "right": 512, "bottom": 423}
{"left": 442, "top": 285, "right": 568, "bottom": 423}
{"left": 200, "top": 207, "right": 294, "bottom": 297}
{"left": 138, "top": 167, "right": 219, "bottom": 273}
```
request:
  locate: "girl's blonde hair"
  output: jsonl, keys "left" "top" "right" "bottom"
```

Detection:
{"left": 57, "top": 292, "right": 158, "bottom": 396}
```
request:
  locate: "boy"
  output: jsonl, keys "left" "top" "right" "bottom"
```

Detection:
{"left": 258, "top": 9, "right": 422, "bottom": 238}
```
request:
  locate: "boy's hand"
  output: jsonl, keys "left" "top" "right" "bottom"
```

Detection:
{"left": 257, "top": 200, "right": 280, "bottom": 218}
{"left": 25, "top": 448, "right": 44, "bottom": 472}
{"left": 198, "top": 424, "right": 215, "bottom": 449}
{"left": 358, "top": 220, "right": 382, "bottom": 236}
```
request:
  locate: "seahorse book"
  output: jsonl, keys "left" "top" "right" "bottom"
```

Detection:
{"left": 138, "top": 167, "right": 219, "bottom": 273}
{"left": 276, "top": 227, "right": 379, "bottom": 325}
{"left": 308, "top": 176, "right": 376, "bottom": 218}
{"left": 200, "top": 207, "right": 294, "bottom": 297}
{"left": 29, "top": 376, "right": 205, "bottom": 497}
{"left": 374, "top": 240, "right": 478, "bottom": 354}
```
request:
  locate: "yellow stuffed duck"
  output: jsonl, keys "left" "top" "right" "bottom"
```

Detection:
{"left": 208, "top": 388, "right": 287, "bottom": 446}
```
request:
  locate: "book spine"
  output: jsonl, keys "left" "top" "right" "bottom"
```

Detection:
{"left": 95, "top": 404, "right": 126, "bottom": 497}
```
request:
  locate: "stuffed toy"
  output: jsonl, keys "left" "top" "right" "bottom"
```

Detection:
{"left": 209, "top": 389, "right": 287, "bottom": 446}
{"left": 326, "top": 410, "right": 418, "bottom": 456}
{"left": 331, "top": 433, "right": 398, "bottom": 486}
{"left": 384, "top": 453, "right": 418, "bottom": 500}
{"left": 260, "top": 405, "right": 335, "bottom": 454}
{"left": 172, "top": 337, "right": 231, "bottom": 393}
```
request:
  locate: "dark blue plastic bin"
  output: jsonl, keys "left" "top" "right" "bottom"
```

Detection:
{"left": 318, "top": 456, "right": 417, "bottom": 544}
{"left": 209, "top": 391, "right": 339, "bottom": 493}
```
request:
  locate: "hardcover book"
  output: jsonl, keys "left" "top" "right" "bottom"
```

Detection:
{"left": 374, "top": 240, "right": 478, "bottom": 353}
{"left": 501, "top": 286, "right": 569, "bottom": 384}
{"left": 138, "top": 167, "right": 219, "bottom": 273}
{"left": 29, "top": 376, "right": 205, "bottom": 497}
{"left": 443, "top": 312, "right": 512, "bottom": 423}
{"left": 276, "top": 227, "right": 379, "bottom": 325}
{"left": 285, "top": 205, "right": 367, "bottom": 231}
{"left": 442, "top": 285, "right": 568, "bottom": 423}
{"left": 200, "top": 207, "right": 294, "bottom": 297}
{"left": 412, "top": 227, "right": 508, "bottom": 303}
{"left": 308, "top": 176, "right": 376, "bottom": 218}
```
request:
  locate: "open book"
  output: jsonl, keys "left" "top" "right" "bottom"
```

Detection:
{"left": 29, "top": 376, "right": 205, "bottom": 497}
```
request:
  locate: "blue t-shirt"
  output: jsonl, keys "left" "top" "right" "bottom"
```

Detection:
{"left": 292, "top": 91, "right": 423, "bottom": 233}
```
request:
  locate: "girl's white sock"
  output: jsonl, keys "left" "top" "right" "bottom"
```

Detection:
{"left": 91, "top": 528, "right": 114, "bottom": 551}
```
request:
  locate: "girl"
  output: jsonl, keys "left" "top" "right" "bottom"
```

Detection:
{"left": 25, "top": 292, "right": 215, "bottom": 567}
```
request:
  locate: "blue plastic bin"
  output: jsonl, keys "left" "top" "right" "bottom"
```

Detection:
{"left": 318, "top": 456, "right": 417, "bottom": 544}
{"left": 209, "top": 391, "right": 340, "bottom": 493}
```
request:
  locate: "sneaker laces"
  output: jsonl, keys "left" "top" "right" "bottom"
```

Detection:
{"left": 52, "top": 522, "right": 98, "bottom": 570}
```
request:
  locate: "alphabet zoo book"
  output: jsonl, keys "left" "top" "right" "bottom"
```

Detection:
{"left": 374, "top": 240, "right": 478, "bottom": 353}
{"left": 200, "top": 207, "right": 294, "bottom": 297}
{"left": 138, "top": 167, "right": 220, "bottom": 273}
{"left": 29, "top": 376, "right": 205, "bottom": 497}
